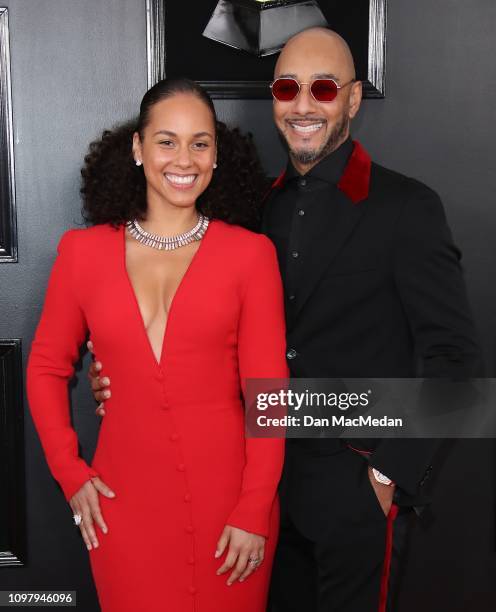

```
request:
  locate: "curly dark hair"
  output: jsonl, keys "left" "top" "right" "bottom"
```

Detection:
{"left": 80, "top": 78, "right": 269, "bottom": 231}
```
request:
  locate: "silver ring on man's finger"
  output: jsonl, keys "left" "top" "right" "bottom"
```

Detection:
{"left": 73, "top": 514, "right": 83, "bottom": 526}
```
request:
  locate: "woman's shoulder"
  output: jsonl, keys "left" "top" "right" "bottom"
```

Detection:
{"left": 210, "top": 219, "right": 276, "bottom": 258}
{"left": 57, "top": 223, "right": 121, "bottom": 250}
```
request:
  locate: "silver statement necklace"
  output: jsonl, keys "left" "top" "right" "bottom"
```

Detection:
{"left": 126, "top": 214, "right": 209, "bottom": 251}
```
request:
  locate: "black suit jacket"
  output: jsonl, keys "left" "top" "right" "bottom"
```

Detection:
{"left": 261, "top": 141, "right": 481, "bottom": 505}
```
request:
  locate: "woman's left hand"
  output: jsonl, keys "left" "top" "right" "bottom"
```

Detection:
{"left": 215, "top": 524, "right": 265, "bottom": 585}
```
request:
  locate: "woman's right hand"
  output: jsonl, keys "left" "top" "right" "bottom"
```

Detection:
{"left": 69, "top": 477, "right": 115, "bottom": 550}
{"left": 87, "top": 340, "right": 111, "bottom": 416}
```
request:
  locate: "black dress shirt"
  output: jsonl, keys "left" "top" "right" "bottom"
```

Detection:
{"left": 267, "top": 137, "right": 354, "bottom": 305}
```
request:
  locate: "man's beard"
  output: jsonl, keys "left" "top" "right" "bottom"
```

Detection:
{"left": 281, "top": 113, "right": 349, "bottom": 166}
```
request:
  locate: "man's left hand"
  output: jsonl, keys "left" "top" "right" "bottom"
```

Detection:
{"left": 368, "top": 466, "right": 395, "bottom": 516}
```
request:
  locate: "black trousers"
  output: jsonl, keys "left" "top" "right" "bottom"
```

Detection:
{"left": 268, "top": 441, "right": 414, "bottom": 612}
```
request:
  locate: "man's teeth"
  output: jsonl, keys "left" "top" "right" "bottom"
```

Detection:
{"left": 290, "top": 122, "right": 323, "bottom": 134}
{"left": 166, "top": 174, "right": 196, "bottom": 185}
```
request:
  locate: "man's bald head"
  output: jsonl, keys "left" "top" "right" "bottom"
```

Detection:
{"left": 275, "top": 27, "right": 356, "bottom": 82}
{"left": 272, "top": 27, "right": 362, "bottom": 174}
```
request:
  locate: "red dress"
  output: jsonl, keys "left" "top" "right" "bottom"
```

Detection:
{"left": 26, "top": 220, "right": 288, "bottom": 612}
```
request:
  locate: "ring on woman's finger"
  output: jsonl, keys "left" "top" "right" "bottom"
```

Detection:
{"left": 73, "top": 513, "right": 83, "bottom": 526}
{"left": 248, "top": 557, "right": 260, "bottom": 566}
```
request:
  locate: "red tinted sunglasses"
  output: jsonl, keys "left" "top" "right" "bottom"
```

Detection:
{"left": 270, "top": 77, "right": 355, "bottom": 102}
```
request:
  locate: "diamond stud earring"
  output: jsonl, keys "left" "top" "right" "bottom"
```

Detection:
{"left": 213, "top": 162, "right": 218, "bottom": 169}
{"left": 135, "top": 159, "right": 142, "bottom": 167}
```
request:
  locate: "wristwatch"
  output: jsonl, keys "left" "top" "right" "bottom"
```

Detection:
{"left": 372, "top": 467, "right": 394, "bottom": 486}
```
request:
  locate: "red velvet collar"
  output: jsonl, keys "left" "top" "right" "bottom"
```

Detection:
{"left": 270, "top": 140, "right": 371, "bottom": 204}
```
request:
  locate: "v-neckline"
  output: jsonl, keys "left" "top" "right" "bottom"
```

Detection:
{"left": 120, "top": 219, "right": 214, "bottom": 370}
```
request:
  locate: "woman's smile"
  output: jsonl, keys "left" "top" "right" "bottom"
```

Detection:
{"left": 164, "top": 172, "right": 198, "bottom": 190}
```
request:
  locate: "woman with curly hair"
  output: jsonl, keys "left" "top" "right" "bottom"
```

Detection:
{"left": 27, "top": 77, "right": 288, "bottom": 612}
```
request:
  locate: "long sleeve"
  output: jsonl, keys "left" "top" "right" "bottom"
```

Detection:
{"left": 393, "top": 183, "right": 480, "bottom": 378}
{"left": 226, "top": 236, "right": 288, "bottom": 538}
{"left": 26, "top": 229, "right": 99, "bottom": 502}
{"left": 370, "top": 183, "right": 481, "bottom": 496}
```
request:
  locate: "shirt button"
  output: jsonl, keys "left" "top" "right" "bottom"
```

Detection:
{"left": 185, "top": 525, "right": 195, "bottom": 534}
{"left": 188, "top": 586, "right": 198, "bottom": 595}
{"left": 288, "top": 294, "right": 296, "bottom": 301}
{"left": 298, "top": 209, "right": 305, "bottom": 216}
{"left": 291, "top": 251, "right": 299, "bottom": 258}
{"left": 187, "top": 556, "right": 195, "bottom": 565}
{"left": 286, "top": 349, "right": 298, "bottom": 360}
{"left": 184, "top": 493, "right": 192, "bottom": 502}
{"left": 170, "top": 433, "right": 180, "bottom": 441}
{"left": 298, "top": 178, "right": 307, "bottom": 187}
{"left": 162, "top": 403, "right": 169, "bottom": 411}
{"left": 177, "top": 463, "right": 186, "bottom": 472}
{"left": 157, "top": 371, "right": 164, "bottom": 381}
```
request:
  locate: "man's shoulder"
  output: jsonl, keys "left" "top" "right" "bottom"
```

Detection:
{"left": 369, "top": 162, "right": 449, "bottom": 230}
{"left": 370, "top": 161, "right": 440, "bottom": 202}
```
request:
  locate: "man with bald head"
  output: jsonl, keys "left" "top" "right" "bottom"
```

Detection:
{"left": 262, "top": 27, "right": 479, "bottom": 612}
